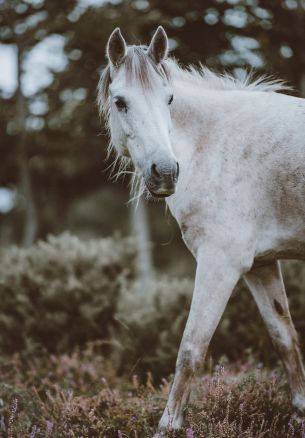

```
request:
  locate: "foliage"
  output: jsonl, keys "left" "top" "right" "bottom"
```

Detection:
{"left": 1, "top": 233, "right": 305, "bottom": 380}
{"left": 0, "top": 235, "right": 304, "bottom": 436}
{"left": 0, "top": 233, "right": 136, "bottom": 353}
{"left": 186, "top": 364, "right": 301, "bottom": 438}
{"left": 114, "top": 276, "right": 192, "bottom": 378}
{"left": 0, "top": 350, "right": 302, "bottom": 437}
{"left": 0, "top": 233, "right": 192, "bottom": 378}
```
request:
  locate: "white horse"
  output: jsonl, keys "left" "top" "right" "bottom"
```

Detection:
{"left": 98, "top": 26, "right": 305, "bottom": 434}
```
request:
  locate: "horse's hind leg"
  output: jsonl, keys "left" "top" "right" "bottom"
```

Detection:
{"left": 244, "top": 261, "right": 305, "bottom": 413}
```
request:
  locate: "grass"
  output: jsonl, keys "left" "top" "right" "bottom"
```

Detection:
{"left": 0, "top": 344, "right": 303, "bottom": 437}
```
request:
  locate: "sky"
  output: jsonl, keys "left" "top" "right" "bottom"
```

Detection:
{"left": 0, "top": 0, "right": 106, "bottom": 98}
{"left": 0, "top": 43, "right": 17, "bottom": 95}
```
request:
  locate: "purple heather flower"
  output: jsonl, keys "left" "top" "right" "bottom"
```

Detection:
{"left": 186, "top": 427, "right": 194, "bottom": 438}
{"left": 46, "top": 420, "right": 54, "bottom": 436}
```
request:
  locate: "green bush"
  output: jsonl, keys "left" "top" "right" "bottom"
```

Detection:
{"left": 0, "top": 233, "right": 136, "bottom": 353}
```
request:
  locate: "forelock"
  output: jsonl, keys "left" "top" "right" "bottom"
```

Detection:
{"left": 124, "top": 45, "right": 169, "bottom": 87}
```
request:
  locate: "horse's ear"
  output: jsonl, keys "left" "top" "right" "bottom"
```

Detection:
{"left": 148, "top": 26, "right": 168, "bottom": 64}
{"left": 106, "top": 27, "right": 127, "bottom": 67}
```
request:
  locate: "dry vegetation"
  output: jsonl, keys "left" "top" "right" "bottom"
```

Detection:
{"left": 0, "top": 234, "right": 305, "bottom": 437}
{"left": 0, "top": 347, "right": 303, "bottom": 437}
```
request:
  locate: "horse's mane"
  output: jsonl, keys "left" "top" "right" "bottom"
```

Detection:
{"left": 166, "top": 58, "right": 290, "bottom": 93}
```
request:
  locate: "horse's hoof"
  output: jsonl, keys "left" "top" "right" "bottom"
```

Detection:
{"left": 152, "top": 432, "right": 167, "bottom": 438}
{"left": 156, "top": 411, "right": 183, "bottom": 436}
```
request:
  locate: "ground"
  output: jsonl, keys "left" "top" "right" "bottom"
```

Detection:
{"left": 0, "top": 345, "right": 303, "bottom": 437}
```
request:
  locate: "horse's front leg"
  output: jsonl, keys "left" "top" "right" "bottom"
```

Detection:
{"left": 156, "top": 245, "right": 241, "bottom": 435}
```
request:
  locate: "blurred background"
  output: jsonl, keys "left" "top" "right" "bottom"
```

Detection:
{"left": 1, "top": 0, "right": 305, "bottom": 379}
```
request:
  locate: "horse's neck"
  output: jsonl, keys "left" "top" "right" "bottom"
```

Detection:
{"left": 170, "top": 81, "right": 226, "bottom": 164}
{"left": 170, "top": 81, "right": 268, "bottom": 165}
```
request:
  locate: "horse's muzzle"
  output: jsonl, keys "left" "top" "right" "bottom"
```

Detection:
{"left": 146, "top": 161, "right": 179, "bottom": 197}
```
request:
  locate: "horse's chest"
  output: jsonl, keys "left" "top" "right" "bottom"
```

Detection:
{"left": 166, "top": 197, "right": 210, "bottom": 254}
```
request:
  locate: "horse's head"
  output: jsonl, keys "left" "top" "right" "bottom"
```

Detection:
{"left": 99, "top": 26, "right": 179, "bottom": 198}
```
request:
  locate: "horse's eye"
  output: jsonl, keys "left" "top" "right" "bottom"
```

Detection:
{"left": 168, "top": 94, "right": 174, "bottom": 105}
{"left": 115, "top": 97, "right": 127, "bottom": 112}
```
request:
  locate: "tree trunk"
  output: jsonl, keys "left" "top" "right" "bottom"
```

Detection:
{"left": 16, "top": 44, "right": 38, "bottom": 247}
{"left": 131, "top": 198, "right": 154, "bottom": 288}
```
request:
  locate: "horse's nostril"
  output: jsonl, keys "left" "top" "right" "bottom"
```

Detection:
{"left": 176, "top": 162, "right": 180, "bottom": 179}
{"left": 151, "top": 163, "right": 161, "bottom": 178}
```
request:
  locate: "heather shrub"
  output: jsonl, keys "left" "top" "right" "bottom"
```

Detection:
{"left": 1, "top": 236, "right": 305, "bottom": 435}
{"left": 0, "top": 234, "right": 192, "bottom": 379}
{"left": 114, "top": 277, "right": 193, "bottom": 378}
{"left": 114, "top": 260, "right": 305, "bottom": 377}
{"left": 211, "top": 280, "right": 273, "bottom": 364}
{"left": 0, "top": 233, "right": 137, "bottom": 353}
{"left": 1, "top": 233, "right": 305, "bottom": 381}
{"left": 186, "top": 364, "right": 302, "bottom": 438}
{"left": 212, "top": 261, "right": 305, "bottom": 366}
{"left": 0, "top": 351, "right": 302, "bottom": 437}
